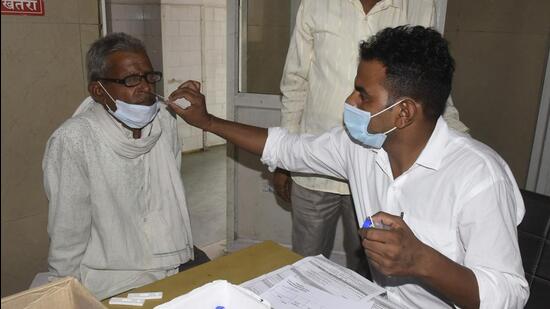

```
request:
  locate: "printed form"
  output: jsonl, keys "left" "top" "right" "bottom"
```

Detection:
{"left": 241, "top": 255, "right": 398, "bottom": 309}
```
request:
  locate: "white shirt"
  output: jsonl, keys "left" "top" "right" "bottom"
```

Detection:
{"left": 280, "top": 0, "right": 469, "bottom": 194}
{"left": 43, "top": 100, "right": 193, "bottom": 300}
{"left": 261, "top": 118, "right": 528, "bottom": 308}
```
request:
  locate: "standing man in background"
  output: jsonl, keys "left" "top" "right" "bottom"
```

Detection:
{"left": 273, "top": 0, "right": 469, "bottom": 275}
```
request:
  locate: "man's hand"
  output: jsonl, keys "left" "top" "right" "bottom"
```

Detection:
{"left": 167, "top": 81, "right": 268, "bottom": 156}
{"left": 273, "top": 168, "right": 292, "bottom": 203}
{"left": 167, "top": 80, "right": 212, "bottom": 130}
{"left": 359, "top": 212, "right": 428, "bottom": 277}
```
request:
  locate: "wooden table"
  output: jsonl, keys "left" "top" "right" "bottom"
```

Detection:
{"left": 102, "top": 241, "right": 302, "bottom": 308}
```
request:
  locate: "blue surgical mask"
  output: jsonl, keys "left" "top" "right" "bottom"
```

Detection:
{"left": 98, "top": 81, "right": 160, "bottom": 129}
{"left": 343, "top": 99, "right": 404, "bottom": 148}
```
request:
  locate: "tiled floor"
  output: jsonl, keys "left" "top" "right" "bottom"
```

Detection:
{"left": 181, "top": 145, "right": 227, "bottom": 259}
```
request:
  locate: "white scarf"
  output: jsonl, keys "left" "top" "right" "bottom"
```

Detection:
{"left": 73, "top": 97, "right": 193, "bottom": 260}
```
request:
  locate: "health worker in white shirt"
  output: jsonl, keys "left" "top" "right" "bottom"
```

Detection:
{"left": 166, "top": 26, "right": 529, "bottom": 308}
{"left": 275, "top": 0, "right": 469, "bottom": 278}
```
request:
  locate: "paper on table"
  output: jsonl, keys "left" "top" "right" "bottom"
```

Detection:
{"left": 241, "top": 255, "right": 386, "bottom": 303}
{"left": 291, "top": 255, "right": 385, "bottom": 301}
{"left": 240, "top": 265, "right": 294, "bottom": 295}
{"left": 260, "top": 274, "right": 374, "bottom": 309}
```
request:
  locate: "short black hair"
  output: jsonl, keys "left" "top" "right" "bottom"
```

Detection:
{"left": 359, "top": 25, "right": 454, "bottom": 120}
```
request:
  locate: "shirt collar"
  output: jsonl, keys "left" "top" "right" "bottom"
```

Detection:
{"left": 414, "top": 117, "right": 449, "bottom": 171}
{"left": 349, "top": 0, "right": 403, "bottom": 14}
{"left": 372, "top": 117, "right": 449, "bottom": 177}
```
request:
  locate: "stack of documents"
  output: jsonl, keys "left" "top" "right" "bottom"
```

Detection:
{"left": 240, "top": 255, "right": 398, "bottom": 309}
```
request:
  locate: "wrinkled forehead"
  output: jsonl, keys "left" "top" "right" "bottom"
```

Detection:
{"left": 104, "top": 51, "right": 153, "bottom": 76}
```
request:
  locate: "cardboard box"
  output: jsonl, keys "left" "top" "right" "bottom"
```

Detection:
{"left": 154, "top": 280, "right": 271, "bottom": 309}
{"left": 1, "top": 277, "right": 105, "bottom": 309}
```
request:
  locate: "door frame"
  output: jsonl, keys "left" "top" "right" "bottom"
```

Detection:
{"left": 526, "top": 49, "right": 550, "bottom": 195}
{"left": 226, "top": 0, "right": 284, "bottom": 249}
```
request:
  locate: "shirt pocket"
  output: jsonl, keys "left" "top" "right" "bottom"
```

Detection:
{"left": 404, "top": 214, "right": 457, "bottom": 261}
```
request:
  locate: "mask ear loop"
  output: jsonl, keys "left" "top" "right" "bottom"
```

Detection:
{"left": 97, "top": 81, "right": 117, "bottom": 112}
{"left": 383, "top": 127, "right": 398, "bottom": 135}
{"left": 374, "top": 98, "right": 408, "bottom": 134}
{"left": 372, "top": 98, "right": 407, "bottom": 117}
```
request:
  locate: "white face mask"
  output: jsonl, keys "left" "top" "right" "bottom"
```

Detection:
{"left": 98, "top": 81, "right": 160, "bottom": 129}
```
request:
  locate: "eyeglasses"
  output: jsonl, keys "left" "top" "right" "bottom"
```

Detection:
{"left": 98, "top": 71, "right": 163, "bottom": 87}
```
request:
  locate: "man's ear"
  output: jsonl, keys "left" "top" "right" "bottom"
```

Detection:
{"left": 88, "top": 82, "right": 104, "bottom": 103}
{"left": 395, "top": 98, "right": 417, "bottom": 129}
{"left": 88, "top": 81, "right": 116, "bottom": 111}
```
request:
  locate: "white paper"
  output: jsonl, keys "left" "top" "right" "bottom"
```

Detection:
{"left": 240, "top": 255, "right": 388, "bottom": 308}
{"left": 260, "top": 275, "right": 374, "bottom": 309}
{"left": 241, "top": 265, "right": 294, "bottom": 295}
{"left": 291, "top": 255, "right": 385, "bottom": 301}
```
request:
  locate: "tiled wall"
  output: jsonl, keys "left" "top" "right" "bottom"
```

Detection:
{"left": 1, "top": 1, "right": 100, "bottom": 297}
{"left": 444, "top": 0, "right": 550, "bottom": 187}
{"left": 161, "top": 0, "right": 227, "bottom": 152}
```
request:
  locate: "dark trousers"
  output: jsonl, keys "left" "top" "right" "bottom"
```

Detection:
{"left": 178, "top": 246, "right": 211, "bottom": 272}
{"left": 291, "top": 183, "right": 371, "bottom": 279}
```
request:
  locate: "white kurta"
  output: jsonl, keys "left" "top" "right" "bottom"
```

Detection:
{"left": 43, "top": 98, "right": 193, "bottom": 300}
{"left": 261, "top": 118, "right": 529, "bottom": 308}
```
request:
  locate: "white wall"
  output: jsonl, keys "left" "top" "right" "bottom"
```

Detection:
{"left": 161, "top": 0, "right": 227, "bottom": 152}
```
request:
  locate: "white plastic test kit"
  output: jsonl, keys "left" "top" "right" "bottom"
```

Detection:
{"left": 154, "top": 280, "right": 271, "bottom": 309}
{"left": 127, "top": 292, "right": 163, "bottom": 300}
{"left": 108, "top": 297, "right": 145, "bottom": 307}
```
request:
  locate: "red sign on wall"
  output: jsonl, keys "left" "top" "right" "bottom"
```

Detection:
{"left": 1, "top": 0, "right": 45, "bottom": 16}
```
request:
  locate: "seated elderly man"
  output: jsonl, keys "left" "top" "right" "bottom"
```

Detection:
{"left": 168, "top": 26, "right": 529, "bottom": 308}
{"left": 43, "top": 32, "right": 208, "bottom": 300}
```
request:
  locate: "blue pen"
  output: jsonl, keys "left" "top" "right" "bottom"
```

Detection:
{"left": 362, "top": 216, "right": 376, "bottom": 229}
{"left": 362, "top": 212, "right": 403, "bottom": 230}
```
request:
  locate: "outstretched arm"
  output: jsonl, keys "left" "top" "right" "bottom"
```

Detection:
{"left": 167, "top": 81, "right": 349, "bottom": 180}
{"left": 167, "top": 81, "right": 267, "bottom": 155}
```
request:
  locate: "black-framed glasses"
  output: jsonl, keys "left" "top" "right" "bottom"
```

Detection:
{"left": 98, "top": 71, "right": 163, "bottom": 87}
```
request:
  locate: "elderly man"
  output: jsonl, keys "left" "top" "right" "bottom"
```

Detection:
{"left": 43, "top": 33, "right": 207, "bottom": 300}
{"left": 169, "top": 26, "right": 528, "bottom": 308}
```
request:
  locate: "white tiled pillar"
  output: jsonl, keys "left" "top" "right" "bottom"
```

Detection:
{"left": 204, "top": 6, "right": 227, "bottom": 147}
{"left": 161, "top": 0, "right": 227, "bottom": 152}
